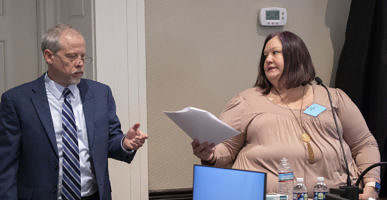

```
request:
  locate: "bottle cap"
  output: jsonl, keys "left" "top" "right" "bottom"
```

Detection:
{"left": 296, "top": 178, "right": 304, "bottom": 182}
{"left": 317, "top": 177, "right": 324, "bottom": 182}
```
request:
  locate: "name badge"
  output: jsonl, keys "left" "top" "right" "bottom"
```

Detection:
{"left": 304, "top": 103, "right": 326, "bottom": 117}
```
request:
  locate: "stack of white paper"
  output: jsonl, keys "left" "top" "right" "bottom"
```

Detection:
{"left": 164, "top": 107, "right": 240, "bottom": 144}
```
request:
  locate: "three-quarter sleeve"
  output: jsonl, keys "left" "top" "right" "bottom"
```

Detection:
{"left": 335, "top": 89, "right": 380, "bottom": 183}
{"left": 211, "top": 94, "right": 256, "bottom": 168}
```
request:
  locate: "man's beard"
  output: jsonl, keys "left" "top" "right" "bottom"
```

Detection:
{"left": 69, "top": 77, "right": 81, "bottom": 85}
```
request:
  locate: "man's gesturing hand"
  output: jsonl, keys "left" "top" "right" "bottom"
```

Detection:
{"left": 123, "top": 123, "right": 148, "bottom": 151}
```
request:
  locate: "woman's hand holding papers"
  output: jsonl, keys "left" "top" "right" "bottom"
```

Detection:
{"left": 192, "top": 139, "right": 216, "bottom": 163}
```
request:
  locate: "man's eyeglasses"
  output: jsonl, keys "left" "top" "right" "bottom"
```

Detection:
{"left": 55, "top": 53, "right": 93, "bottom": 64}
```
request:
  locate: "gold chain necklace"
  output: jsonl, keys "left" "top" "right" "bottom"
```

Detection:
{"left": 275, "top": 86, "right": 315, "bottom": 163}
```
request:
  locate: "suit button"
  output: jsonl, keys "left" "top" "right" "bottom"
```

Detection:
{"left": 52, "top": 188, "right": 57, "bottom": 194}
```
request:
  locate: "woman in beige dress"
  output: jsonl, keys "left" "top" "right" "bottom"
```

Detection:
{"left": 192, "top": 31, "right": 380, "bottom": 199}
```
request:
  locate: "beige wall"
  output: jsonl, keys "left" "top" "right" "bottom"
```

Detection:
{"left": 146, "top": 0, "right": 351, "bottom": 190}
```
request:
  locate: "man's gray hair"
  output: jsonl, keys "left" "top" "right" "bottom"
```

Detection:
{"left": 41, "top": 24, "right": 79, "bottom": 54}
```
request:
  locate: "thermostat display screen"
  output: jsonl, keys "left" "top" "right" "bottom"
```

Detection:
{"left": 266, "top": 10, "right": 280, "bottom": 20}
{"left": 260, "top": 7, "right": 287, "bottom": 26}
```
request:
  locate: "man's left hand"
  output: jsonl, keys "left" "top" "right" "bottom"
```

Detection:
{"left": 123, "top": 123, "right": 148, "bottom": 151}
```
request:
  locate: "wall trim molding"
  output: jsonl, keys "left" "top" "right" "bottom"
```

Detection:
{"left": 36, "top": 0, "right": 57, "bottom": 75}
{"left": 0, "top": 40, "right": 6, "bottom": 93}
{"left": 0, "top": 0, "right": 4, "bottom": 16}
{"left": 69, "top": 0, "right": 85, "bottom": 17}
{"left": 94, "top": 0, "right": 148, "bottom": 199}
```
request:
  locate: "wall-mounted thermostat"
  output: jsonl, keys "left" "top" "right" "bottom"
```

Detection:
{"left": 259, "top": 7, "right": 287, "bottom": 26}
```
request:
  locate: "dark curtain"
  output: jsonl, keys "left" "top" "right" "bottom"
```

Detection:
{"left": 335, "top": 0, "right": 387, "bottom": 196}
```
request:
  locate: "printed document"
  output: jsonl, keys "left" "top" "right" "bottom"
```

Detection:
{"left": 164, "top": 107, "right": 240, "bottom": 144}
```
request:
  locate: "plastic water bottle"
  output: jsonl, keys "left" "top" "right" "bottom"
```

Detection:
{"left": 313, "top": 177, "right": 328, "bottom": 200}
{"left": 278, "top": 157, "right": 294, "bottom": 199}
{"left": 293, "top": 178, "right": 308, "bottom": 200}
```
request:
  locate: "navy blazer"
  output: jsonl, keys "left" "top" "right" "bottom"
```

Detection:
{"left": 0, "top": 75, "right": 136, "bottom": 200}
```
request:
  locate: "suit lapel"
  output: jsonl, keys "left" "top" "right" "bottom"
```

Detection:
{"left": 78, "top": 80, "right": 96, "bottom": 150}
{"left": 30, "top": 75, "right": 59, "bottom": 156}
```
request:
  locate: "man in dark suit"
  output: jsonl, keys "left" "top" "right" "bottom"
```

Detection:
{"left": 0, "top": 24, "right": 148, "bottom": 200}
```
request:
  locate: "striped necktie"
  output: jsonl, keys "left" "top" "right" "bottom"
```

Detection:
{"left": 61, "top": 88, "right": 81, "bottom": 200}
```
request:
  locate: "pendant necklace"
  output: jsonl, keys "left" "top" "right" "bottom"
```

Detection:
{"left": 275, "top": 86, "right": 315, "bottom": 163}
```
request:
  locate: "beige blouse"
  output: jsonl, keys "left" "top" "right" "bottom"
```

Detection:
{"left": 212, "top": 84, "right": 380, "bottom": 195}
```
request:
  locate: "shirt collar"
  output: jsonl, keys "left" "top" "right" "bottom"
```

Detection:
{"left": 44, "top": 73, "right": 78, "bottom": 100}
